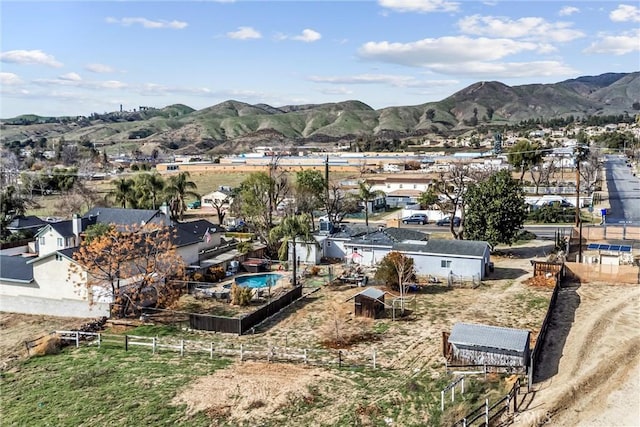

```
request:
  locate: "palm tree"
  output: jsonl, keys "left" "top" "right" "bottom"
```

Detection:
{"left": 110, "top": 178, "right": 135, "bottom": 209}
{"left": 135, "top": 172, "right": 166, "bottom": 209}
{"left": 358, "top": 181, "right": 385, "bottom": 228}
{"left": 269, "top": 213, "right": 314, "bottom": 288}
{"left": 165, "top": 172, "right": 199, "bottom": 221}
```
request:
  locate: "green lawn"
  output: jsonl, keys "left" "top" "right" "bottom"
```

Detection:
{"left": 1, "top": 347, "right": 230, "bottom": 427}
{"left": 1, "top": 341, "right": 512, "bottom": 426}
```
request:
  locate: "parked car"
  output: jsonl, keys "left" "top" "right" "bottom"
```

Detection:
{"left": 436, "top": 216, "right": 461, "bottom": 227}
{"left": 402, "top": 214, "right": 428, "bottom": 225}
{"left": 187, "top": 200, "right": 201, "bottom": 209}
{"left": 226, "top": 220, "right": 247, "bottom": 232}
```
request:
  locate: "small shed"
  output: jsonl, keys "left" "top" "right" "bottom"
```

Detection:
{"left": 446, "top": 323, "right": 530, "bottom": 368}
{"left": 346, "top": 288, "right": 385, "bottom": 319}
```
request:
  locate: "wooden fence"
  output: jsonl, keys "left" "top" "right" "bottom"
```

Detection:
{"left": 452, "top": 378, "right": 522, "bottom": 427}
{"left": 564, "top": 262, "right": 640, "bottom": 284}
{"left": 188, "top": 285, "right": 304, "bottom": 334}
{"left": 51, "top": 330, "right": 379, "bottom": 368}
{"left": 528, "top": 274, "right": 562, "bottom": 388}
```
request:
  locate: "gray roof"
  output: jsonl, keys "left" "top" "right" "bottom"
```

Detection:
{"left": 7, "top": 215, "right": 48, "bottom": 231}
{"left": 174, "top": 219, "right": 223, "bottom": 237}
{"left": 172, "top": 220, "right": 218, "bottom": 247}
{"left": 394, "top": 238, "right": 488, "bottom": 258}
{"left": 449, "top": 323, "right": 530, "bottom": 353}
{"left": 382, "top": 227, "right": 427, "bottom": 242}
{"left": 346, "top": 287, "right": 385, "bottom": 301}
{"left": 344, "top": 227, "right": 428, "bottom": 247}
{"left": 84, "top": 207, "right": 165, "bottom": 226}
{"left": 0, "top": 255, "right": 34, "bottom": 282}
{"left": 37, "top": 217, "right": 97, "bottom": 238}
{"left": 326, "top": 224, "right": 370, "bottom": 239}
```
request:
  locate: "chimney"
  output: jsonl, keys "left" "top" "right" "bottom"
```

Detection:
{"left": 159, "top": 202, "right": 171, "bottom": 225}
{"left": 72, "top": 213, "right": 82, "bottom": 242}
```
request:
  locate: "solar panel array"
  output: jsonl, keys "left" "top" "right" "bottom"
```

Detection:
{"left": 586, "top": 243, "right": 633, "bottom": 252}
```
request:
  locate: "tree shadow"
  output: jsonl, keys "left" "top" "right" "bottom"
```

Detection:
{"left": 493, "top": 243, "right": 557, "bottom": 259}
{"left": 418, "top": 284, "right": 453, "bottom": 295}
{"left": 485, "top": 267, "right": 529, "bottom": 281}
{"left": 533, "top": 282, "right": 581, "bottom": 383}
{"left": 250, "top": 293, "right": 320, "bottom": 334}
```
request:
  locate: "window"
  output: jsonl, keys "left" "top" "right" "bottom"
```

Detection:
{"left": 441, "top": 260, "right": 451, "bottom": 268}
{"left": 57, "top": 238, "right": 63, "bottom": 247}
{"left": 39, "top": 237, "right": 45, "bottom": 245}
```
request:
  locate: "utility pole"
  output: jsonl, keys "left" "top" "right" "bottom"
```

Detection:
{"left": 575, "top": 144, "right": 589, "bottom": 263}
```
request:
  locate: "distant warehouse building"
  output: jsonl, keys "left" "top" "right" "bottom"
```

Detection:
{"left": 444, "top": 322, "right": 531, "bottom": 369}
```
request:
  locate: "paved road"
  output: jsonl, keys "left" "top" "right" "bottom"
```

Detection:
{"left": 603, "top": 154, "right": 640, "bottom": 224}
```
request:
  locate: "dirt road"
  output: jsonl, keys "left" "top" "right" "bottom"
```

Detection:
{"left": 515, "top": 283, "right": 640, "bottom": 426}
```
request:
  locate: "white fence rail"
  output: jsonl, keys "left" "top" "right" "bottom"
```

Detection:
{"left": 54, "top": 331, "right": 379, "bottom": 368}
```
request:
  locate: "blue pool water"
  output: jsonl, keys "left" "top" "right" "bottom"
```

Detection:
{"left": 234, "top": 273, "right": 283, "bottom": 289}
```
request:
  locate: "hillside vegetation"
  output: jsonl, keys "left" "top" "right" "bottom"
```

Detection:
{"left": 2, "top": 72, "right": 638, "bottom": 153}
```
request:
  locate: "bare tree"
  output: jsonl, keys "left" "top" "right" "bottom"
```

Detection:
{"left": 578, "top": 151, "right": 603, "bottom": 196}
{"left": 323, "top": 183, "right": 360, "bottom": 225}
{"left": 430, "top": 163, "right": 472, "bottom": 240}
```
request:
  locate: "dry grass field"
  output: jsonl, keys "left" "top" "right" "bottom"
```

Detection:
{"left": 1, "top": 240, "right": 558, "bottom": 426}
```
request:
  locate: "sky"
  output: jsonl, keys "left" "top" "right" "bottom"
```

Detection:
{"left": 1, "top": 0, "right": 639, "bottom": 118}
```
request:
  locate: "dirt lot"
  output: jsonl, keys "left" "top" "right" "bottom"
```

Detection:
{"left": 0, "top": 239, "right": 569, "bottom": 425}
{"left": 515, "top": 282, "right": 640, "bottom": 426}
{"left": 0, "top": 313, "right": 92, "bottom": 369}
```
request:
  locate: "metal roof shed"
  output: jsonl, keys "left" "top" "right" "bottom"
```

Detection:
{"left": 346, "top": 288, "right": 386, "bottom": 319}
{"left": 447, "top": 323, "right": 530, "bottom": 368}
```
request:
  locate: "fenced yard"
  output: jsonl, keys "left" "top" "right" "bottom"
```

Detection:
{"left": 41, "top": 330, "right": 380, "bottom": 369}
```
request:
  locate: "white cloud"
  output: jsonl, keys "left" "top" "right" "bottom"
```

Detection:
{"left": 558, "top": 6, "right": 579, "bottom": 16}
{"left": 610, "top": 4, "right": 640, "bottom": 22}
{"left": 320, "top": 87, "right": 354, "bottom": 95}
{"left": 226, "top": 26, "right": 262, "bottom": 40}
{"left": 105, "top": 17, "right": 188, "bottom": 29}
{"left": 100, "top": 80, "right": 127, "bottom": 89}
{"left": 59, "top": 72, "right": 82, "bottom": 81}
{"left": 85, "top": 63, "right": 115, "bottom": 73}
{"left": 0, "top": 72, "right": 23, "bottom": 85}
{"left": 427, "top": 60, "right": 577, "bottom": 78}
{"left": 0, "top": 49, "right": 63, "bottom": 67}
{"left": 276, "top": 29, "right": 322, "bottom": 42}
{"left": 33, "top": 77, "right": 128, "bottom": 90}
{"left": 458, "top": 15, "right": 584, "bottom": 42}
{"left": 358, "top": 36, "right": 540, "bottom": 66}
{"left": 292, "top": 29, "right": 322, "bottom": 43}
{"left": 583, "top": 29, "right": 640, "bottom": 55}
{"left": 378, "top": 0, "right": 460, "bottom": 13}
{"left": 309, "top": 73, "right": 458, "bottom": 88}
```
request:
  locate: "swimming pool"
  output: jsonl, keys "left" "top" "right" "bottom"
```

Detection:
{"left": 234, "top": 273, "right": 283, "bottom": 289}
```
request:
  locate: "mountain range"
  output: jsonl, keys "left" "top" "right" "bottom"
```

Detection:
{"left": 2, "top": 72, "right": 638, "bottom": 153}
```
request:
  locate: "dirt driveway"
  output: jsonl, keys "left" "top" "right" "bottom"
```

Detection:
{"left": 515, "top": 283, "right": 640, "bottom": 426}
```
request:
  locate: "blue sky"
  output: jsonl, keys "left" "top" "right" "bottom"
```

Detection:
{"left": 1, "top": 0, "right": 639, "bottom": 117}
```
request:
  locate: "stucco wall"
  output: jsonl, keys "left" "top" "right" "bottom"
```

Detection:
{"left": 0, "top": 293, "right": 109, "bottom": 318}
{"left": 408, "top": 253, "right": 485, "bottom": 279}
{"left": 31, "top": 256, "right": 89, "bottom": 301}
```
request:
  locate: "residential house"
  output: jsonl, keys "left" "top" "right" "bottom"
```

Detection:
{"left": 394, "top": 239, "right": 491, "bottom": 280}
{"left": 1, "top": 208, "right": 222, "bottom": 317}
{"left": 0, "top": 250, "right": 108, "bottom": 317}
{"left": 201, "top": 187, "right": 234, "bottom": 209}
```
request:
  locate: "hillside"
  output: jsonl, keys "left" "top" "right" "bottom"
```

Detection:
{"left": 1, "top": 72, "right": 638, "bottom": 153}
